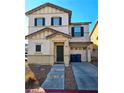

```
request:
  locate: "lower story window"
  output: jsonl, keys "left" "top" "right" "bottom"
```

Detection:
{"left": 36, "top": 44, "right": 41, "bottom": 52}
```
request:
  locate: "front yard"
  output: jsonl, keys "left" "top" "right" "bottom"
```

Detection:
{"left": 25, "top": 63, "right": 78, "bottom": 89}
{"left": 25, "top": 62, "right": 98, "bottom": 91}
{"left": 25, "top": 63, "right": 51, "bottom": 89}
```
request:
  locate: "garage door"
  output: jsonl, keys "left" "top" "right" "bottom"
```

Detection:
{"left": 70, "top": 54, "right": 81, "bottom": 62}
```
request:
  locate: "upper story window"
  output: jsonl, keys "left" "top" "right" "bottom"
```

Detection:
{"left": 35, "top": 44, "right": 41, "bottom": 52}
{"left": 71, "top": 26, "right": 84, "bottom": 37}
{"left": 51, "top": 17, "right": 62, "bottom": 26}
{"left": 34, "top": 18, "right": 45, "bottom": 26}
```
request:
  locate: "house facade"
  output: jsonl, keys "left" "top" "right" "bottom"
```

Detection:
{"left": 90, "top": 21, "right": 98, "bottom": 61}
{"left": 26, "top": 3, "right": 92, "bottom": 66}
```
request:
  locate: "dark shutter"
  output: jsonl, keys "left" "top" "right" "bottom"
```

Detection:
{"left": 34, "top": 18, "right": 37, "bottom": 26}
{"left": 59, "top": 17, "right": 62, "bottom": 25}
{"left": 51, "top": 18, "right": 53, "bottom": 25}
{"left": 43, "top": 18, "right": 45, "bottom": 26}
{"left": 81, "top": 27, "right": 84, "bottom": 36}
{"left": 71, "top": 27, "right": 74, "bottom": 37}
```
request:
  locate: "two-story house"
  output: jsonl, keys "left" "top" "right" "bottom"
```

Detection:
{"left": 25, "top": 3, "right": 92, "bottom": 66}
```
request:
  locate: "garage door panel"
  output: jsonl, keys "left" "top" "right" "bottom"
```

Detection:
{"left": 70, "top": 54, "right": 81, "bottom": 62}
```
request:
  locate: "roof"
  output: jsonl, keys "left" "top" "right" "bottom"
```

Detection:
{"left": 25, "top": 2, "right": 72, "bottom": 23}
{"left": 25, "top": 3, "right": 72, "bottom": 15}
{"left": 70, "top": 22, "right": 92, "bottom": 25}
{"left": 25, "top": 27, "right": 71, "bottom": 39}
{"left": 90, "top": 21, "right": 98, "bottom": 37}
{"left": 46, "top": 32, "right": 71, "bottom": 39}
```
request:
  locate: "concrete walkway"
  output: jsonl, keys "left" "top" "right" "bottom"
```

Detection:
{"left": 41, "top": 64, "right": 65, "bottom": 89}
{"left": 72, "top": 62, "right": 98, "bottom": 90}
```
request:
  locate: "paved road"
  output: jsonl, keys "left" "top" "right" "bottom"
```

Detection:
{"left": 41, "top": 64, "right": 65, "bottom": 89}
{"left": 72, "top": 62, "right": 98, "bottom": 90}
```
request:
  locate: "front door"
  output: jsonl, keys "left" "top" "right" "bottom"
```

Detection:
{"left": 56, "top": 46, "right": 64, "bottom": 62}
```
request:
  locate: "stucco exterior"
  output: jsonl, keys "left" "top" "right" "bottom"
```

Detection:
{"left": 26, "top": 3, "right": 92, "bottom": 66}
{"left": 90, "top": 21, "right": 98, "bottom": 61}
{"left": 28, "top": 6, "right": 69, "bottom": 34}
{"left": 90, "top": 21, "right": 98, "bottom": 46}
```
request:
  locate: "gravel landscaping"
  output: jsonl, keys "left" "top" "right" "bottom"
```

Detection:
{"left": 26, "top": 63, "right": 97, "bottom": 90}
{"left": 25, "top": 64, "right": 51, "bottom": 89}
{"left": 26, "top": 64, "right": 78, "bottom": 90}
{"left": 65, "top": 65, "right": 78, "bottom": 89}
{"left": 91, "top": 57, "right": 98, "bottom": 67}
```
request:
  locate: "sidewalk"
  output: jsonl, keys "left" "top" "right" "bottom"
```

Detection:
{"left": 41, "top": 64, "right": 65, "bottom": 89}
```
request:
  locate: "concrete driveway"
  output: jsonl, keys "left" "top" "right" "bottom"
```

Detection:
{"left": 41, "top": 62, "right": 98, "bottom": 90}
{"left": 41, "top": 64, "right": 65, "bottom": 90}
{"left": 72, "top": 62, "right": 98, "bottom": 90}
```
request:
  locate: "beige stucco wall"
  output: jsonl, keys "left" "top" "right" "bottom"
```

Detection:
{"left": 90, "top": 22, "right": 98, "bottom": 46}
{"left": 27, "top": 6, "right": 90, "bottom": 43}
{"left": 48, "top": 34, "right": 70, "bottom": 66}
{"left": 29, "top": 14, "right": 69, "bottom": 27}
{"left": 28, "top": 32, "right": 70, "bottom": 66}
{"left": 28, "top": 39, "right": 50, "bottom": 55}
{"left": 29, "top": 26, "right": 69, "bottom": 34}
{"left": 27, "top": 6, "right": 69, "bottom": 34}
{"left": 26, "top": 5, "right": 91, "bottom": 65}
{"left": 90, "top": 22, "right": 98, "bottom": 60}
{"left": 87, "top": 48, "right": 91, "bottom": 62}
{"left": 28, "top": 55, "right": 53, "bottom": 65}
{"left": 70, "top": 32, "right": 90, "bottom": 42}
{"left": 64, "top": 40, "right": 70, "bottom": 66}
{"left": 69, "top": 25, "right": 90, "bottom": 42}
{"left": 27, "top": 29, "right": 54, "bottom": 55}
{"left": 70, "top": 49, "right": 87, "bottom": 61}
{"left": 31, "top": 6, "right": 66, "bottom": 14}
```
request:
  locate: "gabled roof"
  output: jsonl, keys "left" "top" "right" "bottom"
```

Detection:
{"left": 46, "top": 32, "right": 71, "bottom": 39}
{"left": 25, "top": 2, "right": 72, "bottom": 15}
{"left": 25, "top": 27, "right": 71, "bottom": 39}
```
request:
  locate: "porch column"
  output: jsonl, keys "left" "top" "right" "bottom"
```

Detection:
{"left": 49, "top": 41, "right": 54, "bottom": 65}
{"left": 87, "top": 46, "right": 91, "bottom": 62}
{"left": 64, "top": 40, "right": 70, "bottom": 67}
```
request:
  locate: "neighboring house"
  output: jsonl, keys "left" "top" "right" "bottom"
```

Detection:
{"left": 25, "top": 3, "right": 92, "bottom": 66}
{"left": 90, "top": 21, "right": 98, "bottom": 62}
{"left": 25, "top": 44, "right": 28, "bottom": 61}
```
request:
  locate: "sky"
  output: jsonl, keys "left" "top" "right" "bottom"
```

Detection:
{"left": 25, "top": 0, "right": 98, "bottom": 34}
